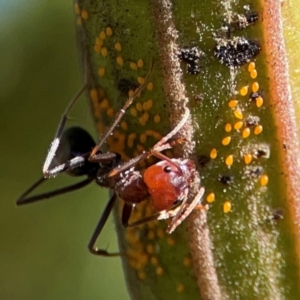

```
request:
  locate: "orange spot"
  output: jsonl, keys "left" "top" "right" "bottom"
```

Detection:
{"left": 120, "top": 121, "right": 128, "bottom": 131}
{"left": 240, "top": 86, "right": 248, "bottom": 96}
{"left": 143, "top": 99, "right": 153, "bottom": 110}
{"left": 130, "top": 62, "right": 138, "bottom": 70}
{"left": 74, "top": 3, "right": 80, "bottom": 15}
{"left": 107, "top": 108, "right": 114, "bottom": 118}
{"left": 225, "top": 155, "right": 233, "bottom": 167}
{"left": 130, "top": 107, "right": 137, "bottom": 117}
{"left": 251, "top": 69, "right": 258, "bottom": 79}
{"left": 252, "top": 82, "right": 259, "bottom": 93}
{"left": 254, "top": 125, "right": 263, "bottom": 135}
{"left": 128, "top": 89, "right": 135, "bottom": 98}
{"left": 99, "top": 31, "right": 106, "bottom": 40}
{"left": 115, "top": 42, "right": 122, "bottom": 51}
{"left": 234, "top": 109, "right": 243, "bottom": 119}
{"left": 242, "top": 128, "right": 250, "bottom": 138}
{"left": 228, "top": 100, "right": 238, "bottom": 108}
{"left": 137, "top": 59, "right": 144, "bottom": 68}
{"left": 176, "top": 284, "right": 185, "bottom": 293}
{"left": 137, "top": 77, "right": 145, "bottom": 85}
{"left": 223, "top": 201, "right": 232, "bottom": 213}
{"left": 81, "top": 10, "right": 88, "bottom": 20}
{"left": 106, "top": 27, "right": 113, "bottom": 36}
{"left": 140, "top": 133, "right": 147, "bottom": 144}
{"left": 89, "top": 89, "right": 98, "bottom": 103}
{"left": 225, "top": 123, "right": 232, "bottom": 132}
{"left": 147, "top": 82, "right": 153, "bottom": 91}
{"left": 136, "top": 102, "right": 143, "bottom": 112}
{"left": 244, "top": 154, "right": 252, "bottom": 165}
{"left": 256, "top": 96, "right": 263, "bottom": 108}
{"left": 151, "top": 256, "right": 159, "bottom": 265}
{"left": 234, "top": 121, "right": 243, "bottom": 130}
{"left": 260, "top": 174, "right": 269, "bottom": 186}
{"left": 116, "top": 56, "right": 124, "bottom": 66}
{"left": 154, "top": 114, "right": 161, "bottom": 123}
{"left": 138, "top": 271, "right": 146, "bottom": 280}
{"left": 248, "top": 61, "right": 255, "bottom": 72}
{"left": 156, "top": 267, "right": 164, "bottom": 276}
{"left": 98, "top": 67, "right": 105, "bottom": 77}
{"left": 206, "top": 193, "right": 215, "bottom": 203}
{"left": 101, "top": 47, "right": 108, "bottom": 57}
{"left": 210, "top": 148, "right": 217, "bottom": 159}
{"left": 222, "top": 136, "right": 231, "bottom": 146}
{"left": 167, "top": 237, "right": 175, "bottom": 246}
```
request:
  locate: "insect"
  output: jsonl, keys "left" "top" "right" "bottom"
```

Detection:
{"left": 17, "top": 63, "right": 205, "bottom": 256}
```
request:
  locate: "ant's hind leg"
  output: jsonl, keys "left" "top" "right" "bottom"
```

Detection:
{"left": 16, "top": 177, "right": 93, "bottom": 206}
{"left": 88, "top": 193, "right": 123, "bottom": 257}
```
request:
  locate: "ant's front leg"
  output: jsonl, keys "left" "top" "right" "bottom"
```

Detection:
{"left": 167, "top": 186, "right": 206, "bottom": 233}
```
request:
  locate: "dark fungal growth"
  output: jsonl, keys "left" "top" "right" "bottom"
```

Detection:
{"left": 218, "top": 174, "right": 234, "bottom": 185}
{"left": 226, "top": 11, "right": 259, "bottom": 31}
{"left": 245, "top": 166, "right": 263, "bottom": 178}
{"left": 250, "top": 91, "right": 263, "bottom": 101}
{"left": 245, "top": 11, "right": 259, "bottom": 25}
{"left": 118, "top": 78, "right": 138, "bottom": 95}
{"left": 214, "top": 37, "right": 260, "bottom": 67}
{"left": 178, "top": 47, "right": 203, "bottom": 75}
{"left": 197, "top": 155, "right": 210, "bottom": 168}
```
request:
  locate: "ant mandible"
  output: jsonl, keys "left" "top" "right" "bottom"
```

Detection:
{"left": 17, "top": 62, "right": 205, "bottom": 256}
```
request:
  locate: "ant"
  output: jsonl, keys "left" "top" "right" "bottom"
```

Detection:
{"left": 17, "top": 62, "right": 205, "bottom": 256}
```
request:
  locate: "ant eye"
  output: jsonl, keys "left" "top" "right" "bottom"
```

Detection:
{"left": 164, "top": 166, "right": 172, "bottom": 173}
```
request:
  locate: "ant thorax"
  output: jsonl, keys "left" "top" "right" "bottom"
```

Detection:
{"left": 112, "top": 168, "right": 149, "bottom": 204}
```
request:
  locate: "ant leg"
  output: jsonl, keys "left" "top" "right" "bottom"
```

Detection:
{"left": 89, "top": 60, "right": 154, "bottom": 158}
{"left": 121, "top": 202, "right": 134, "bottom": 227}
{"left": 124, "top": 206, "right": 181, "bottom": 228}
{"left": 17, "top": 176, "right": 93, "bottom": 205}
{"left": 125, "top": 187, "right": 205, "bottom": 230}
{"left": 153, "top": 107, "right": 190, "bottom": 150}
{"left": 43, "top": 61, "right": 89, "bottom": 177}
{"left": 88, "top": 192, "right": 122, "bottom": 257}
{"left": 107, "top": 108, "right": 190, "bottom": 178}
{"left": 44, "top": 155, "right": 88, "bottom": 178}
{"left": 167, "top": 186, "right": 205, "bottom": 234}
{"left": 89, "top": 152, "right": 118, "bottom": 164}
{"left": 46, "top": 152, "right": 120, "bottom": 178}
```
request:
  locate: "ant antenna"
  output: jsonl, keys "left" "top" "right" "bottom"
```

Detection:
{"left": 43, "top": 56, "right": 89, "bottom": 175}
{"left": 89, "top": 60, "right": 155, "bottom": 158}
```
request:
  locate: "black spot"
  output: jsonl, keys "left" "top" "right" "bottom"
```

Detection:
{"left": 249, "top": 91, "right": 263, "bottom": 102}
{"left": 118, "top": 78, "right": 138, "bottom": 95}
{"left": 218, "top": 174, "right": 233, "bottom": 185}
{"left": 197, "top": 155, "right": 210, "bottom": 168}
{"left": 270, "top": 208, "right": 284, "bottom": 221}
{"left": 187, "top": 63, "right": 201, "bottom": 75}
{"left": 246, "top": 166, "right": 263, "bottom": 178}
{"left": 245, "top": 11, "right": 259, "bottom": 25}
{"left": 214, "top": 37, "right": 260, "bottom": 67}
{"left": 179, "top": 47, "right": 202, "bottom": 62}
{"left": 178, "top": 47, "right": 203, "bottom": 75}
{"left": 254, "top": 149, "right": 268, "bottom": 158}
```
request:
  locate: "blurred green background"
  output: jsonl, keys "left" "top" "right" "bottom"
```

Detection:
{"left": 0, "top": 1, "right": 129, "bottom": 299}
